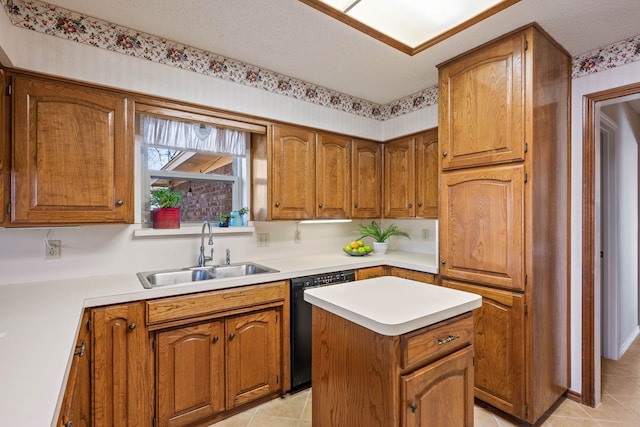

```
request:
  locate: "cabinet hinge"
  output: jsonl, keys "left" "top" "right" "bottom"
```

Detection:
{"left": 524, "top": 142, "right": 528, "bottom": 153}
{"left": 153, "top": 416, "right": 156, "bottom": 427}
{"left": 524, "top": 274, "right": 528, "bottom": 285}
{"left": 6, "top": 202, "right": 10, "bottom": 214}
{"left": 86, "top": 318, "right": 91, "bottom": 331}
{"left": 524, "top": 40, "right": 529, "bottom": 51}
{"left": 524, "top": 172, "right": 528, "bottom": 183}
{"left": 152, "top": 338, "right": 156, "bottom": 352}
{"left": 276, "top": 374, "right": 279, "bottom": 384}
{"left": 524, "top": 404, "right": 529, "bottom": 417}
{"left": 6, "top": 83, "right": 11, "bottom": 96}
{"left": 524, "top": 303, "right": 528, "bottom": 315}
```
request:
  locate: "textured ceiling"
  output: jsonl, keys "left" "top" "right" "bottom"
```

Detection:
{"left": 37, "top": 0, "right": 640, "bottom": 104}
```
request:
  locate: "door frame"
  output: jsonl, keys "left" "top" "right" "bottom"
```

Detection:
{"left": 581, "top": 81, "right": 640, "bottom": 406}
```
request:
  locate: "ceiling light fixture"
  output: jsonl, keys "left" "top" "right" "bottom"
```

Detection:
{"left": 299, "top": 0, "right": 520, "bottom": 55}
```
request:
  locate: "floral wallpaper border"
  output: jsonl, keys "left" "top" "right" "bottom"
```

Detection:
{"left": 2, "top": 0, "right": 639, "bottom": 121}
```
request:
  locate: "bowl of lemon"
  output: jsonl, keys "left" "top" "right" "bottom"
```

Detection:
{"left": 343, "top": 239, "right": 373, "bottom": 256}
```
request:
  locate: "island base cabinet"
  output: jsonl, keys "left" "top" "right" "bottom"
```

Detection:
{"left": 401, "top": 346, "right": 474, "bottom": 427}
{"left": 156, "top": 321, "right": 225, "bottom": 427}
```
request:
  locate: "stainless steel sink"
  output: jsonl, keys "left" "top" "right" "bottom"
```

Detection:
{"left": 137, "top": 263, "right": 278, "bottom": 289}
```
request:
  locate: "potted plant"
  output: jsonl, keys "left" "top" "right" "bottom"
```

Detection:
{"left": 232, "top": 206, "right": 249, "bottom": 226}
{"left": 150, "top": 188, "right": 182, "bottom": 229}
{"left": 218, "top": 212, "right": 232, "bottom": 227}
{"left": 356, "top": 221, "right": 410, "bottom": 254}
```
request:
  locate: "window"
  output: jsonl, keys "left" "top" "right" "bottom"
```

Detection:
{"left": 137, "top": 113, "right": 249, "bottom": 227}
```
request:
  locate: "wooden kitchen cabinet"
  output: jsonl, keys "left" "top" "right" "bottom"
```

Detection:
{"left": 401, "top": 346, "right": 474, "bottom": 427}
{"left": 384, "top": 129, "right": 438, "bottom": 219}
{"left": 438, "top": 31, "right": 525, "bottom": 171}
{"left": 312, "top": 307, "right": 474, "bottom": 427}
{"left": 439, "top": 164, "right": 525, "bottom": 292}
{"left": 156, "top": 321, "right": 225, "bottom": 427}
{"left": 271, "top": 124, "right": 316, "bottom": 219}
{"left": 226, "top": 308, "right": 281, "bottom": 409}
{"left": 0, "top": 69, "right": 8, "bottom": 226}
{"left": 438, "top": 24, "right": 570, "bottom": 423}
{"left": 9, "top": 74, "right": 133, "bottom": 225}
{"left": 316, "top": 133, "right": 351, "bottom": 218}
{"left": 352, "top": 140, "right": 382, "bottom": 218}
{"left": 388, "top": 266, "right": 435, "bottom": 285}
{"left": 384, "top": 136, "right": 415, "bottom": 217}
{"left": 58, "top": 310, "right": 91, "bottom": 427}
{"left": 442, "top": 280, "right": 526, "bottom": 418}
{"left": 91, "top": 301, "right": 153, "bottom": 427}
{"left": 356, "top": 266, "right": 386, "bottom": 280}
{"left": 148, "top": 281, "right": 288, "bottom": 426}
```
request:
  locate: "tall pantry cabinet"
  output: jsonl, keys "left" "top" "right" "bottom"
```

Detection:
{"left": 437, "top": 24, "right": 570, "bottom": 424}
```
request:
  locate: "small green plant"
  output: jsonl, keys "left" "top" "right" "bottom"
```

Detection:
{"left": 238, "top": 207, "right": 250, "bottom": 215}
{"left": 356, "top": 221, "right": 410, "bottom": 243}
{"left": 218, "top": 212, "right": 232, "bottom": 225}
{"left": 150, "top": 188, "right": 182, "bottom": 208}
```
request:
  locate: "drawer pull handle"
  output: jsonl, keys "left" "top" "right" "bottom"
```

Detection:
{"left": 410, "top": 403, "right": 418, "bottom": 413}
{"left": 438, "top": 334, "right": 460, "bottom": 345}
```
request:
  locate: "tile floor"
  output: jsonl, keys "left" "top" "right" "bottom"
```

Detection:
{"left": 211, "top": 336, "right": 640, "bottom": 426}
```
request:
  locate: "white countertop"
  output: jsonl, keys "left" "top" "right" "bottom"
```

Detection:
{"left": 0, "top": 251, "right": 437, "bottom": 427}
{"left": 304, "top": 276, "right": 481, "bottom": 336}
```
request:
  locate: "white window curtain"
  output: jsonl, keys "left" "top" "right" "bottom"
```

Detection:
{"left": 141, "top": 115, "right": 247, "bottom": 157}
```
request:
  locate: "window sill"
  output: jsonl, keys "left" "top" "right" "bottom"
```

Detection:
{"left": 133, "top": 225, "right": 255, "bottom": 237}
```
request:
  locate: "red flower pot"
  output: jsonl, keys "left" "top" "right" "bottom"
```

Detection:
{"left": 152, "top": 208, "right": 181, "bottom": 229}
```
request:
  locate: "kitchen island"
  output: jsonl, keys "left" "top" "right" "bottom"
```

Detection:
{"left": 304, "top": 277, "right": 481, "bottom": 427}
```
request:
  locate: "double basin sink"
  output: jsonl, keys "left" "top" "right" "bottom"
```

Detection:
{"left": 137, "top": 262, "right": 279, "bottom": 289}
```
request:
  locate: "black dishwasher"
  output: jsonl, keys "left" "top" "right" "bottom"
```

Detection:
{"left": 290, "top": 269, "right": 356, "bottom": 391}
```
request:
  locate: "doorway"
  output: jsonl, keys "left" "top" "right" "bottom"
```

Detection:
{"left": 582, "top": 83, "right": 640, "bottom": 406}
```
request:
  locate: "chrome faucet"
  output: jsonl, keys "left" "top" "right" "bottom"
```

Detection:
{"left": 198, "top": 221, "right": 214, "bottom": 267}
{"left": 225, "top": 248, "right": 231, "bottom": 266}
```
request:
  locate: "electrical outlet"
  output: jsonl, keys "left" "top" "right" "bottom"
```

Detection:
{"left": 294, "top": 229, "right": 302, "bottom": 243}
{"left": 257, "top": 233, "right": 270, "bottom": 247}
{"left": 45, "top": 240, "right": 61, "bottom": 259}
{"left": 422, "top": 229, "right": 430, "bottom": 240}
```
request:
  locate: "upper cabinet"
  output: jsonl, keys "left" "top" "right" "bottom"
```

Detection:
{"left": 438, "top": 32, "right": 525, "bottom": 170}
{"left": 271, "top": 124, "right": 316, "bottom": 220}
{"left": 316, "top": 133, "right": 351, "bottom": 219}
{"left": 384, "top": 129, "right": 438, "bottom": 219}
{"left": 9, "top": 74, "right": 133, "bottom": 224}
{"left": 352, "top": 140, "right": 382, "bottom": 218}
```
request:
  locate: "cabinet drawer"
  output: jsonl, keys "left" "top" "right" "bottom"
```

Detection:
{"left": 147, "top": 281, "right": 287, "bottom": 326}
{"left": 402, "top": 313, "right": 473, "bottom": 369}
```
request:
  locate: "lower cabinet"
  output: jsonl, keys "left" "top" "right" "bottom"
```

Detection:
{"left": 156, "top": 321, "right": 225, "bottom": 427}
{"left": 442, "top": 280, "right": 526, "bottom": 418}
{"left": 91, "top": 301, "right": 154, "bottom": 427}
{"left": 355, "top": 266, "right": 386, "bottom": 280}
{"left": 387, "top": 266, "right": 435, "bottom": 284}
{"left": 401, "top": 346, "right": 474, "bottom": 427}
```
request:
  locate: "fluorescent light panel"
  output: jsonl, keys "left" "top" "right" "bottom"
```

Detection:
{"left": 303, "top": 0, "right": 519, "bottom": 54}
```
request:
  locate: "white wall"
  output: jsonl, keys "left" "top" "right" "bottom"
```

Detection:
{"left": 571, "top": 59, "right": 640, "bottom": 394}
{"left": 600, "top": 103, "right": 639, "bottom": 356}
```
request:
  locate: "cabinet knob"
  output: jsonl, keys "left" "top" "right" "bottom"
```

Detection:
{"left": 116, "top": 199, "right": 124, "bottom": 206}
{"left": 212, "top": 336, "right": 219, "bottom": 343}
{"left": 318, "top": 203, "right": 323, "bottom": 208}
{"left": 440, "top": 259, "right": 446, "bottom": 265}
{"left": 128, "top": 323, "right": 137, "bottom": 331}
{"left": 417, "top": 202, "right": 423, "bottom": 207}
{"left": 410, "top": 403, "right": 418, "bottom": 413}
{"left": 354, "top": 204, "right": 358, "bottom": 208}
{"left": 408, "top": 203, "right": 413, "bottom": 208}
{"left": 275, "top": 202, "right": 280, "bottom": 208}
{"left": 229, "top": 332, "right": 235, "bottom": 340}
{"left": 65, "top": 421, "right": 73, "bottom": 427}
{"left": 442, "top": 151, "right": 448, "bottom": 157}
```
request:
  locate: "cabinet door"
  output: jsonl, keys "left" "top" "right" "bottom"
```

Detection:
{"left": 384, "top": 137, "right": 415, "bottom": 217}
{"left": 58, "top": 310, "right": 91, "bottom": 427}
{"left": 316, "top": 133, "right": 351, "bottom": 218}
{"left": 91, "top": 302, "right": 153, "bottom": 427}
{"left": 415, "top": 129, "right": 438, "bottom": 218}
{"left": 271, "top": 125, "right": 315, "bottom": 219}
{"left": 156, "top": 321, "right": 225, "bottom": 427}
{"left": 402, "top": 346, "right": 474, "bottom": 427}
{"left": 0, "top": 70, "right": 8, "bottom": 226}
{"left": 226, "top": 308, "right": 281, "bottom": 409}
{"left": 438, "top": 32, "right": 525, "bottom": 170}
{"left": 11, "top": 75, "right": 133, "bottom": 224}
{"left": 442, "top": 280, "right": 526, "bottom": 420}
{"left": 439, "top": 164, "right": 525, "bottom": 291}
{"left": 352, "top": 140, "right": 382, "bottom": 218}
